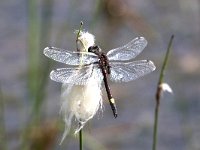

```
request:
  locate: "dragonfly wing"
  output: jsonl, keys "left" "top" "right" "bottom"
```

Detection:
{"left": 109, "top": 60, "right": 156, "bottom": 83}
{"left": 107, "top": 37, "right": 147, "bottom": 61}
{"left": 50, "top": 65, "right": 103, "bottom": 85}
{"left": 44, "top": 47, "right": 98, "bottom": 65}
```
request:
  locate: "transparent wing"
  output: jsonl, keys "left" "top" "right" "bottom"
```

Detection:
{"left": 50, "top": 65, "right": 103, "bottom": 85}
{"left": 107, "top": 37, "right": 147, "bottom": 61}
{"left": 109, "top": 60, "right": 156, "bottom": 83}
{"left": 44, "top": 47, "right": 98, "bottom": 65}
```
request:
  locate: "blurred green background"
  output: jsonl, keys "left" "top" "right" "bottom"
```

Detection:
{"left": 0, "top": 0, "right": 200, "bottom": 149}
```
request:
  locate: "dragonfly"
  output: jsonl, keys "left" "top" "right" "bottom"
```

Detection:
{"left": 44, "top": 37, "right": 156, "bottom": 118}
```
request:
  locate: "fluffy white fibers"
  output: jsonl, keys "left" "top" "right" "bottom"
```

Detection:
{"left": 59, "top": 31, "right": 103, "bottom": 144}
{"left": 60, "top": 66, "right": 102, "bottom": 144}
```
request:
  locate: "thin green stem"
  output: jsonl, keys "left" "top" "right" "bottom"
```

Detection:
{"left": 152, "top": 35, "right": 174, "bottom": 150}
{"left": 21, "top": 0, "right": 53, "bottom": 149}
{"left": 27, "top": 0, "right": 40, "bottom": 100}
{"left": 158, "top": 35, "right": 174, "bottom": 84}
{"left": 76, "top": 21, "right": 87, "bottom": 52}
{"left": 76, "top": 21, "right": 83, "bottom": 41}
{"left": 76, "top": 22, "right": 84, "bottom": 150}
{"left": 152, "top": 98, "right": 159, "bottom": 150}
{"left": 0, "top": 85, "right": 8, "bottom": 150}
{"left": 31, "top": 0, "right": 54, "bottom": 124}
{"left": 79, "top": 129, "right": 83, "bottom": 150}
{"left": 21, "top": 0, "right": 40, "bottom": 149}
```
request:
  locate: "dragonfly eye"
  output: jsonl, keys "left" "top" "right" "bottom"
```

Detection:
{"left": 88, "top": 46, "right": 93, "bottom": 52}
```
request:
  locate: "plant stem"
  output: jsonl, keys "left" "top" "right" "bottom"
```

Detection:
{"left": 0, "top": 85, "right": 8, "bottom": 150}
{"left": 21, "top": 0, "right": 53, "bottom": 149}
{"left": 152, "top": 97, "right": 159, "bottom": 150}
{"left": 76, "top": 23, "right": 84, "bottom": 150}
{"left": 158, "top": 35, "right": 174, "bottom": 85}
{"left": 76, "top": 21, "right": 83, "bottom": 41}
{"left": 152, "top": 35, "right": 174, "bottom": 150}
{"left": 31, "top": 0, "right": 54, "bottom": 124}
{"left": 79, "top": 129, "right": 83, "bottom": 150}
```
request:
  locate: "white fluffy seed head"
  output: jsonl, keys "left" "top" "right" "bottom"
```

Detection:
{"left": 60, "top": 68, "right": 102, "bottom": 144}
{"left": 76, "top": 31, "right": 95, "bottom": 52}
{"left": 159, "top": 83, "right": 173, "bottom": 93}
{"left": 59, "top": 31, "right": 101, "bottom": 144}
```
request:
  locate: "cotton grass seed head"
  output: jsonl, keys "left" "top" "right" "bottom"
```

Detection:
{"left": 76, "top": 30, "right": 95, "bottom": 52}
{"left": 159, "top": 82, "right": 173, "bottom": 94}
{"left": 59, "top": 31, "right": 102, "bottom": 144}
{"left": 60, "top": 66, "right": 102, "bottom": 144}
{"left": 156, "top": 82, "right": 173, "bottom": 100}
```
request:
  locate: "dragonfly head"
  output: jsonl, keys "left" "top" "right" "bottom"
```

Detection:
{"left": 88, "top": 45, "right": 101, "bottom": 54}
